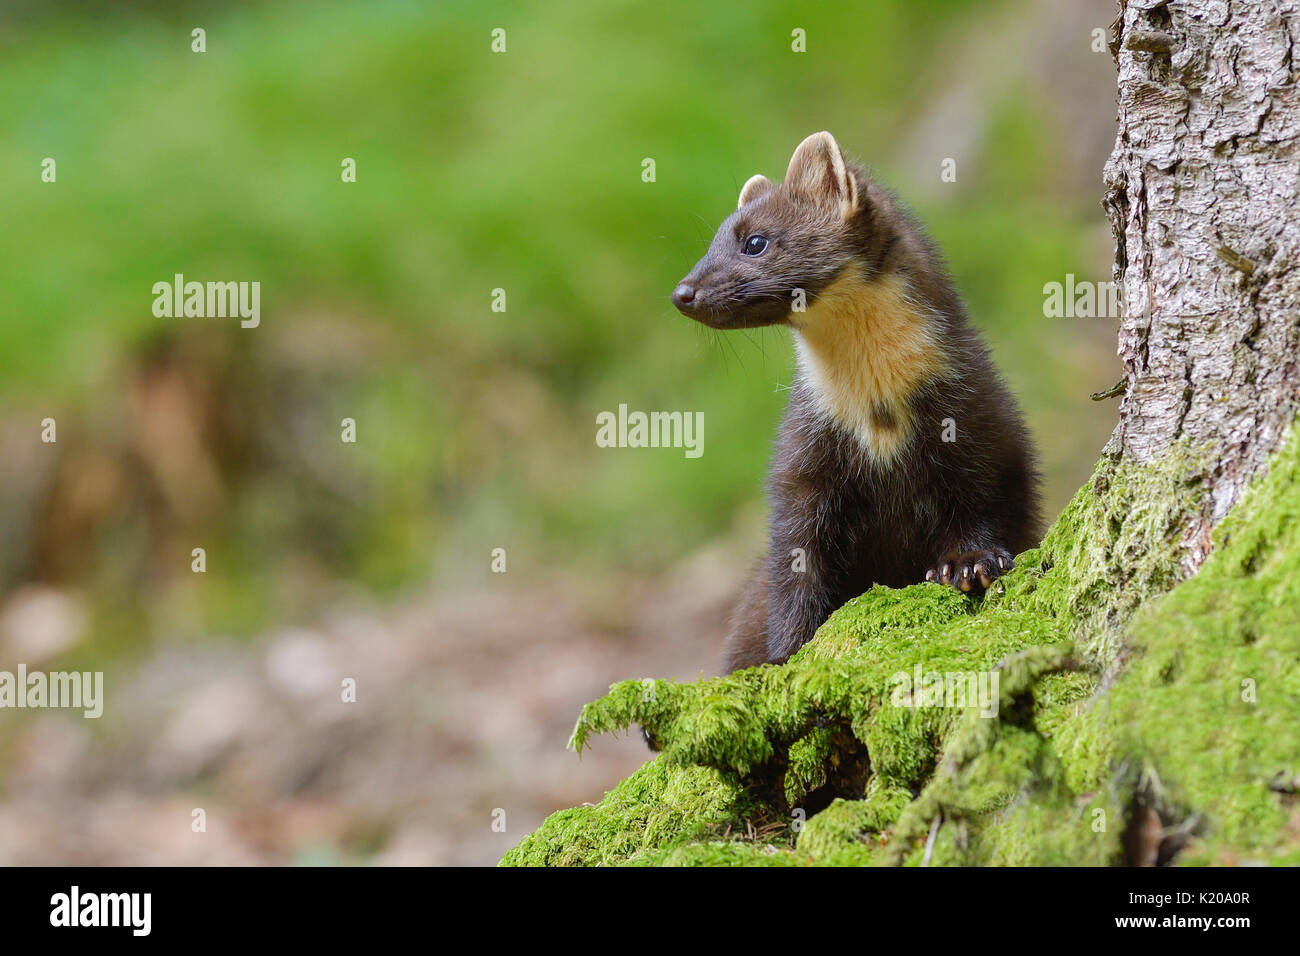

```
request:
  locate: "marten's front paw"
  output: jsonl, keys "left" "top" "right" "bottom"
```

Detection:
{"left": 925, "top": 549, "right": 1013, "bottom": 593}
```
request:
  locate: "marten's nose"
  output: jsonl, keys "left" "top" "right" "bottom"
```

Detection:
{"left": 672, "top": 283, "right": 696, "bottom": 310}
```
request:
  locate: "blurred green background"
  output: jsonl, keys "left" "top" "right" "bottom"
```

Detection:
{"left": 0, "top": 0, "right": 1121, "bottom": 863}
{"left": 0, "top": 0, "right": 1119, "bottom": 645}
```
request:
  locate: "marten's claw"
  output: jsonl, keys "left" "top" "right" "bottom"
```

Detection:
{"left": 926, "top": 549, "right": 1013, "bottom": 593}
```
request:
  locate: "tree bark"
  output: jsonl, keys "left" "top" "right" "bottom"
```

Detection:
{"left": 1103, "top": 0, "right": 1300, "bottom": 571}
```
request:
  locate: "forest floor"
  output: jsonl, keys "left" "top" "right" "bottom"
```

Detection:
{"left": 0, "top": 542, "right": 746, "bottom": 866}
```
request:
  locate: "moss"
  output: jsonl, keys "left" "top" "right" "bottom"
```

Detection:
{"left": 1100, "top": 426, "right": 1300, "bottom": 864}
{"left": 503, "top": 427, "right": 1300, "bottom": 866}
{"left": 983, "top": 442, "right": 1212, "bottom": 669}
{"left": 500, "top": 760, "right": 753, "bottom": 867}
{"left": 795, "top": 781, "right": 912, "bottom": 864}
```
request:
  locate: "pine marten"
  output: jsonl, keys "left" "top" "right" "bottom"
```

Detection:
{"left": 672, "top": 132, "right": 1042, "bottom": 673}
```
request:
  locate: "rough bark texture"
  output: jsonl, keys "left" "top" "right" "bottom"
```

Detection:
{"left": 1104, "top": 0, "right": 1300, "bottom": 567}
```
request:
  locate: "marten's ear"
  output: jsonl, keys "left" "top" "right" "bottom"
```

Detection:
{"left": 737, "top": 173, "right": 774, "bottom": 209}
{"left": 785, "top": 131, "right": 858, "bottom": 219}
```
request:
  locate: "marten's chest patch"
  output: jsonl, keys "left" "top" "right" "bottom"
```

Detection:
{"left": 790, "top": 269, "right": 943, "bottom": 464}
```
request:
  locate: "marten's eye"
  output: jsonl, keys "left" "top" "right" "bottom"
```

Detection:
{"left": 742, "top": 234, "right": 769, "bottom": 256}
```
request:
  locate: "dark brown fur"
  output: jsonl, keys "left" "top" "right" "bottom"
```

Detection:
{"left": 671, "top": 133, "right": 1042, "bottom": 672}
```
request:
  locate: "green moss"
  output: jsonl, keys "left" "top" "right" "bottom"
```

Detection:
{"left": 1101, "top": 427, "right": 1300, "bottom": 864}
{"left": 637, "top": 841, "right": 807, "bottom": 867}
{"left": 796, "top": 781, "right": 912, "bottom": 864}
{"left": 500, "top": 761, "right": 753, "bottom": 867}
{"left": 984, "top": 442, "right": 1212, "bottom": 668}
{"left": 503, "top": 427, "right": 1300, "bottom": 866}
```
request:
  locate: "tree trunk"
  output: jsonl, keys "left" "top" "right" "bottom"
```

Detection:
{"left": 1103, "top": 0, "right": 1300, "bottom": 571}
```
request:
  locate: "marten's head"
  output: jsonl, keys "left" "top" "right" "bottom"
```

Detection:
{"left": 671, "top": 131, "right": 879, "bottom": 329}
{"left": 672, "top": 133, "right": 952, "bottom": 461}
